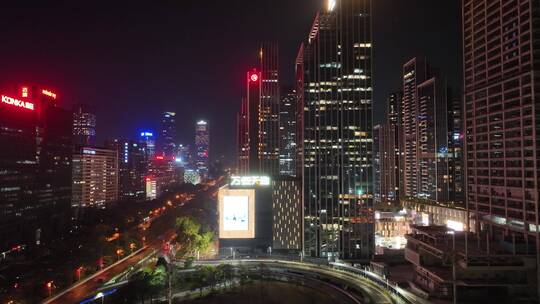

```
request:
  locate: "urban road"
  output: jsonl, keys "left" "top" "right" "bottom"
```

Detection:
{"left": 43, "top": 231, "right": 173, "bottom": 304}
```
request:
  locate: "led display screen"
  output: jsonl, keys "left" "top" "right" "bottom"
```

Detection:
{"left": 223, "top": 196, "right": 249, "bottom": 231}
{"left": 218, "top": 188, "right": 255, "bottom": 239}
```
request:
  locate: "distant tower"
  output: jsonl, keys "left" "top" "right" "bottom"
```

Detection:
{"left": 195, "top": 120, "right": 209, "bottom": 177}
{"left": 139, "top": 131, "right": 156, "bottom": 159}
{"left": 73, "top": 104, "right": 96, "bottom": 147}
{"left": 259, "top": 42, "right": 280, "bottom": 177}
{"left": 158, "top": 112, "right": 176, "bottom": 158}
{"left": 279, "top": 87, "right": 297, "bottom": 177}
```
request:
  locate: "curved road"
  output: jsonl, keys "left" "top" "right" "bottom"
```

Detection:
{"left": 197, "top": 259, "right": 397, "bottom": 304}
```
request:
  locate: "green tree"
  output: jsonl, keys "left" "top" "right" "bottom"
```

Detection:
{"left": 195, "top": 231, "right": 213, "bottom": 256}
{"left": 175, "top": 217, "right": 200, "bottom": 257}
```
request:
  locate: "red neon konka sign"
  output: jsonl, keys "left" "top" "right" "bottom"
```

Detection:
{"left": 1, "top": 95, "right": 34, "bottom": 110}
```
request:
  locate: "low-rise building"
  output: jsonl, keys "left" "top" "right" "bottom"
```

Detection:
{"left": 272, "top": 178, "right": 302, "bottom": 252}
{"left": 405, "top": 225, "right": 537, "bottom": 302}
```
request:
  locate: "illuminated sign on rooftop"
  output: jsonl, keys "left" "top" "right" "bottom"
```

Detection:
{"left": 1, "top": 95, "right": 34, "bottom": 111}
{"left": 230, "top": 176, "right": 270, "bottom": 187}
{"left": 140, "top": 132, "right": 154, "bottom": 137}
{"left": 41, "top": 89, "right": 57, "bottom": 99}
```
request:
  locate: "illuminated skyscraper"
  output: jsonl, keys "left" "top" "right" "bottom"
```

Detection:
{"left": 158, "top": 112, "right": 176, "bottom": 158}
{"left": 242, "top": 69, "right": 262, "bottom": 174}
{"left": 105, "top": 139, "right": 147, "bottom": 201}
{"left": 139, "top": 131, "right": 156, "bottom": 159}
{"left": 73, "top": 103, "right": 96, "bottom": 147}
{"left": 237, "top": 97, "right": 249, "bottom": 174}
{"left": 236, "top": 43, "right": 281, "bottom": 177}
{"left": 279, "top": 87, "right": 297, "bottom": 177}
{"left": 0, "top": 85, "right": 71, "bottom": 249}
{"left": 259, "top": 42, "right": 280, "bottom": 177}
{"left": 195, "top": 120, "right": 209, "bottom": 176}
{"left": 300, "top": 0, "right": 374, "bottom": 260}
{"left": 401, "top": 58, "right": 450, "bottom": 203}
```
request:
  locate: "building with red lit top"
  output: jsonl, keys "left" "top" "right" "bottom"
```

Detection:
{"left": 238, "top": 69, "right": 262, "bottom": 175}
{"left": 0, "top": 85, "right": 72, "bottom": 250}
{"left": 236, "top": 43, "right": 281, "bottom": 177}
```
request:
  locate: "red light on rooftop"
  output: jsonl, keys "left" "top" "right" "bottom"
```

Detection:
{"left": 250, "top": 73, "right": 259, "bottom": 82}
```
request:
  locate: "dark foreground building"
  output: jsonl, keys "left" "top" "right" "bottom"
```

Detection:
{"left": 0, "top": 85, "right": 72, "bottom": 250}
{"left": 459, "top": 0, "right": 540, "bottom": 301}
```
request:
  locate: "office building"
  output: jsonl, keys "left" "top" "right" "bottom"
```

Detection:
{"left": 105, "top": 139, "right": 147, "bottom": 201}
{"left": 237, "top": 97, "right": 249, "bottom": 174}
{"left": 176, "top": 144, "right": 193, "bottom": 169}
{"left": 300, "top": 0, "right": 374, "bottom": 260}
{"left": 279, "top": 87, "right": 297, "bottom": 177}
{"left": 195, "top": 120, "right": 209, "bottom": 177}
{"left": 72, "top": 147, "right": 118, "bottom": 208}
{"left": 259, "top": 42, "right": 280, "bottom": 177}
{"left": 272, "top": 178, "right": 302, "bottom": 252}
{"left": 140, "top": 131, "right": 156, "bottom": 160}
{"left": 0, "top": 85, "right": 72, "bottom": 249}
{"left": 242, "top": 69, "right": 262, "bottom": 174}
{"left": 158, "top": 111, "right": 176, "bottom": 158}
{"left": 147, "top": 156, "right": 177, "bottom": 196}
{"left": 73, "top": 103, "right": 96, "bottom": 147}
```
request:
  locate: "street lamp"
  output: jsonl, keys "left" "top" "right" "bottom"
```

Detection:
{"left": 94, "top": 292, "right": 105, "bottom": 304}
{"left": 46, "top": 281, "right": 53, "bottom": 297}
{"left": 76, "top": 266, "right": 83, "bottom": 281}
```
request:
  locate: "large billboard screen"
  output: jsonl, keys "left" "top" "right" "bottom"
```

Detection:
{"left": 219, "top": 188, "right": 255, "bottom": 239}
{"left": 223, "top": 196, "right": 249, "bottom": 231}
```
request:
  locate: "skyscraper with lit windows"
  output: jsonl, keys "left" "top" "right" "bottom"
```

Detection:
{"left": 73, "top": 103, "right": 96, "bottom": 147}
{"left": 279, "top": 87, "right": 297, "bottom": 177}
{"left": 300, "top": 0, "right": 374, "bottom": 260}
{"left": 259, "top": 42, "right": 280, "bottom": 177}
{"left": 195, "top": 120, "right": 209, "bottom": 177}
{"left": 158, "top": 111, "right": 176, "bottom": 158}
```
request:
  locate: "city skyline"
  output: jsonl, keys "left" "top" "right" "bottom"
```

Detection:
{"left": 4, "top": 1, "right": 536, "bottom": 303}
{"left": 0, "top": 1, "right": 460, "bottom": 164}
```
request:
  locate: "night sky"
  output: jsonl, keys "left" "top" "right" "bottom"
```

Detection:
{"left": 0, "top": 1, "right": 460, "bottom": 165}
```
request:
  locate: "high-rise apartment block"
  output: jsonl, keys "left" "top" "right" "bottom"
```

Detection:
{"left": 402, "top": 58, "right": 451, "bottom": 203}
{"left": 72, "top": 147, "right": 118, "bottom": 208}
{"left": 461, "top": 0, "right": 540, "bottom": 299}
